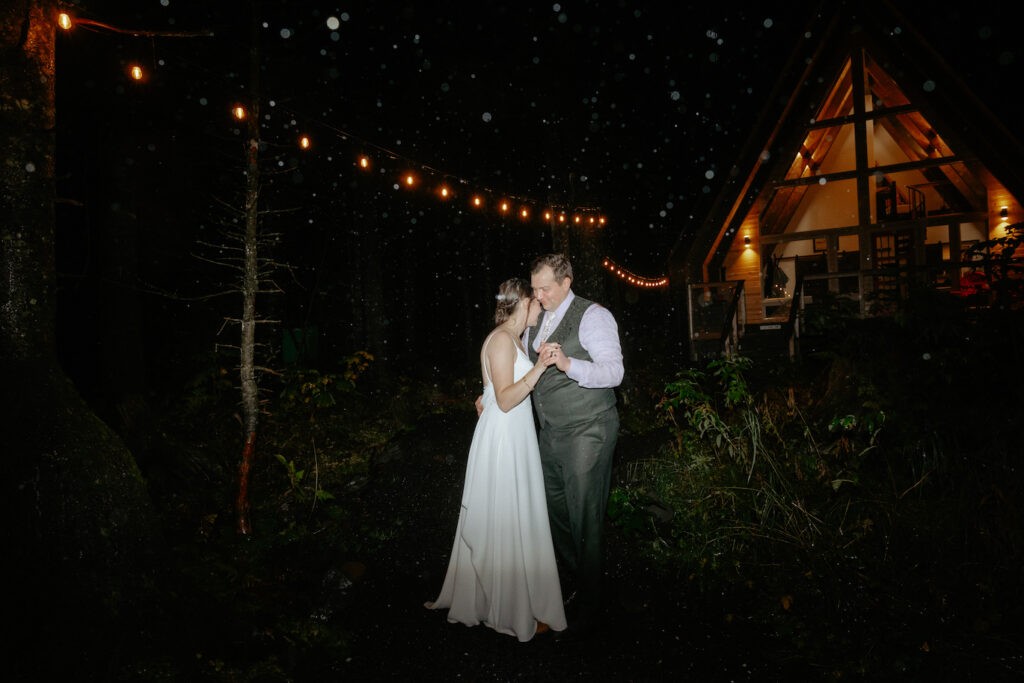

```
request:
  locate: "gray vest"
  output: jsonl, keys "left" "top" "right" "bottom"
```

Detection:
{"left": 528, "top": 295, "right": 617, "bottom": 428}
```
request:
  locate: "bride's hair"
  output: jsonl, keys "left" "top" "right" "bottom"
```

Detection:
{"left": 494, "top": 278, "right": 531, "bottom": 324}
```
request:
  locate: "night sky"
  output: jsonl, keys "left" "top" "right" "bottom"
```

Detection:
{"left": 51, "top": 1, "right": 1022, "bottom": 383}
{"left": 54, "top": 1, "right": 1019, "bottom": 272}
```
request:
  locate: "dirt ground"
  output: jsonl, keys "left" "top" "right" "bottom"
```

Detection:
{"left": 326, "top": 411, "right": 811, "bottom": 681}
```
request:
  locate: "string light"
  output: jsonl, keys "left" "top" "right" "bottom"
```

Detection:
{"left": 472, "top": 196, "right": 483, "bottom": 208}
{"left": 358, "top": 156, "right": 370, "bottom": 169}
{"left": 232, "top": 105, "right": 246, "bottom": 120}
{"left": 602, "top": 258, "right": 668, "bottom": 289}
{"left": 129, "top": 64, "right": 144, "bottom": 81}
{"left": 299, "top": 135, "right": 311, "bottom": 149}
{"left": 58, "top": 13, "right": 73, "bottom": 30}
{"left": 439, "top": 186, "right": 451, "bottom": 199}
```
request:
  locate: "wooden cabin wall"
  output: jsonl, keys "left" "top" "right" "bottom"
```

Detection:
{"left": 723, "top": 215, "right": 764, "bottom": 324}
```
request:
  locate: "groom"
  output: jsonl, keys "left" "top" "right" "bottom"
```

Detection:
{"left": 524, "top": 253, "right": 623, "bottom": 633}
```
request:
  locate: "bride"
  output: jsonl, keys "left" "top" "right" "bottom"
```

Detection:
{"left": 425, "top": 278, "right": 567, "bottom": 641}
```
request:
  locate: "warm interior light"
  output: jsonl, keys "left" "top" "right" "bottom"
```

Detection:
{"left": 299, "top": 136, "right": 311, "bottom": 149}
{"left": 232, "top": 106, "right": 246, "bottom": 120}
{"left": 558, "top": 214, "right": 565, "bottom": 222}
{"left": 440, "top": 186, "right": 450, "bottom": 198}
{"left": 744, "top": 236, "right": 752, "bottom": 247}
{"left": 405, "top": 174, "right": 415, "bottom": 186}
{"left": 130, "top": 65, "right": 143, "bottom": 80}
{"left": 500, "top": 202, "right": 509, "bottom": 213}
{"left": 544, "top": 211, "right": 552, "bottom": 220}
{"left": 574, "top": 215, "right": 581, "bottom": 223}
{"left": 472, "top": 196, "right": 482, "bottom": 207}
{"left": 358, "top": 156, "right": 370, "bottom": 169}
{"left": 58, "top": 13, "right": 72, "bottom": 30}
{"left": 599, "top": 217, "right": 606, "bottom": 225}
{"left": 520, "top": 208, "right": 529, "bottom": 218}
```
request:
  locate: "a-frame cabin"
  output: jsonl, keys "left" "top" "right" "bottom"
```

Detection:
{"left": 670, "top": 1, "right": 1024, "bottom": 360}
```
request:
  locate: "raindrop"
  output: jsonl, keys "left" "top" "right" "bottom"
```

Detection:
{"left": 280, "top": 28, "right": 292, "bottom": 39}
{"left": 705, "top": 170, "right": 715, "bottom": 179}
{"left": 482, "top": 112, "right": 493, "bottom": 122}
{"left": 25, "top": 162, "right": 36, "bottom": 173}
{"left": 763, "top": 18, "right": 774, "bottom": 28}
{"left": 326, "top": 16, "right": 340, "bottom": 30}
{"left": 818, "top": 177, "right": 827, "bottom": 185}
{"left": 670, "top": 91, "right": 680, "bottom": 101}
{"left": 922, "top": 80, "right": 936, "bottom": 92}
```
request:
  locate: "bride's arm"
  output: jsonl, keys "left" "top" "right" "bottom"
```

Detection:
{"left": 489, "top": 333, "right": 549, "bottom": 413}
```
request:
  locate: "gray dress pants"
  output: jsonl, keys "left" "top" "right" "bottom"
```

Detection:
{"left": 538, "top": 405, "right": 619, "bottom": 621}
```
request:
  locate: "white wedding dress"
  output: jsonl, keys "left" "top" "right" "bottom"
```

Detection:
{"left": 426, "top": 334, "right": 566, "bottom": 641}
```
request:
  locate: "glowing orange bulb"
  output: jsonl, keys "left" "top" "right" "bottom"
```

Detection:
{"left": 520, "top": 208, "right": 529, "bottom": 218}
{"left": 558, "top": 214, "right": 565, "bottom": 223}
{"left": 299, "top": 136, "right": 311, "bottom": 149}
{"left": 232, "top": 106, "right": 246, "bottom": 120}
{"left": 405, "top": 175, "right": 415, "bottom": 186}
{"left": 472, "top": 196, "right": 483, "bottom": 207}
{"left": 589, "top": 216, "right": 595, "bottom": 224}
{"left": 599, "top": 217, "right": 606, "bottom": 225}
{"left": 58, "top": 13, "right": 72, "bottom": 30}
{"left": 544, "top": 211, "right": 552, "bottom": 220}
{"left": 440, "top": 187, "right": 450, "bottom": 198}
{"left": 359, "top": 156, "right": 370, "bottom": 169}
{"left": 574, "top": 215, "right": 581, "bottom": 223}
{"left": 130, "top": 65, "right": 143, "bottom": 81}
{"left": 500, "top": 202, "right": 509, "bottom": 213}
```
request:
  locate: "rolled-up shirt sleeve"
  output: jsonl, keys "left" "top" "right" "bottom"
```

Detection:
{"left": 566, "top": 304, "right": 624, "bottom": 388}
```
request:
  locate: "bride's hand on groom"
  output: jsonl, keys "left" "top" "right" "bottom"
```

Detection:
{"left": 475, "top": 394, "right": 483, "bottom": 417}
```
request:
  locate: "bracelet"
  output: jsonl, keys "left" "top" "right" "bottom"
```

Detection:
{"left": 523, "top": 379, "right": 534, "bottom": 390}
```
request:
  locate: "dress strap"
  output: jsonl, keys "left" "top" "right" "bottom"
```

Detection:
{"left": 481, "top": 328, "right": 524, "bottom": 388}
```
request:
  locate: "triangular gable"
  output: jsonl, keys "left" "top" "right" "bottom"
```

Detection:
{"left": 673, "top": 1, "right": 1024, "bottom": 287}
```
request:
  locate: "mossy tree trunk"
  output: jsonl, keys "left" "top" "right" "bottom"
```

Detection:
{"left": 0, "top": 1, "right": 159, "bottom": 675}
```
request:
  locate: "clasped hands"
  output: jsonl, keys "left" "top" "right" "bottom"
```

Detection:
{"left": 537, "top": 341, "right": 569, "bottom": 372}
{"left": 474, "top": 343, "right": 567, "bottom": 417}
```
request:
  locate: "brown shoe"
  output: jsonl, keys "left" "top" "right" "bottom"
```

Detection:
{"left": 535, "top": 621, "right": 550, "bottom": 635}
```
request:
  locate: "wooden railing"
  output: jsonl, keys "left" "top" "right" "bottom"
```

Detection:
{"left": 686, "top": 280, "right": 745, "bottom": 361}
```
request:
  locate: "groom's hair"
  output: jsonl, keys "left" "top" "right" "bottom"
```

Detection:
{"left": 530, "top": 253, "right": 573, "bottom": 283}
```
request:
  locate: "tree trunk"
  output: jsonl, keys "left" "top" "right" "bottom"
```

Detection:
{"left": 236, "top": 5, "right": 261, "bottom": 535}
{"left": 1, "top": 1, "right": 159, "bottom": 674}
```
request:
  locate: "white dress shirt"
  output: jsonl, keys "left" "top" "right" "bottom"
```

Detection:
{"left": 524, "top": 290, "right": 624, "bottom": 389}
